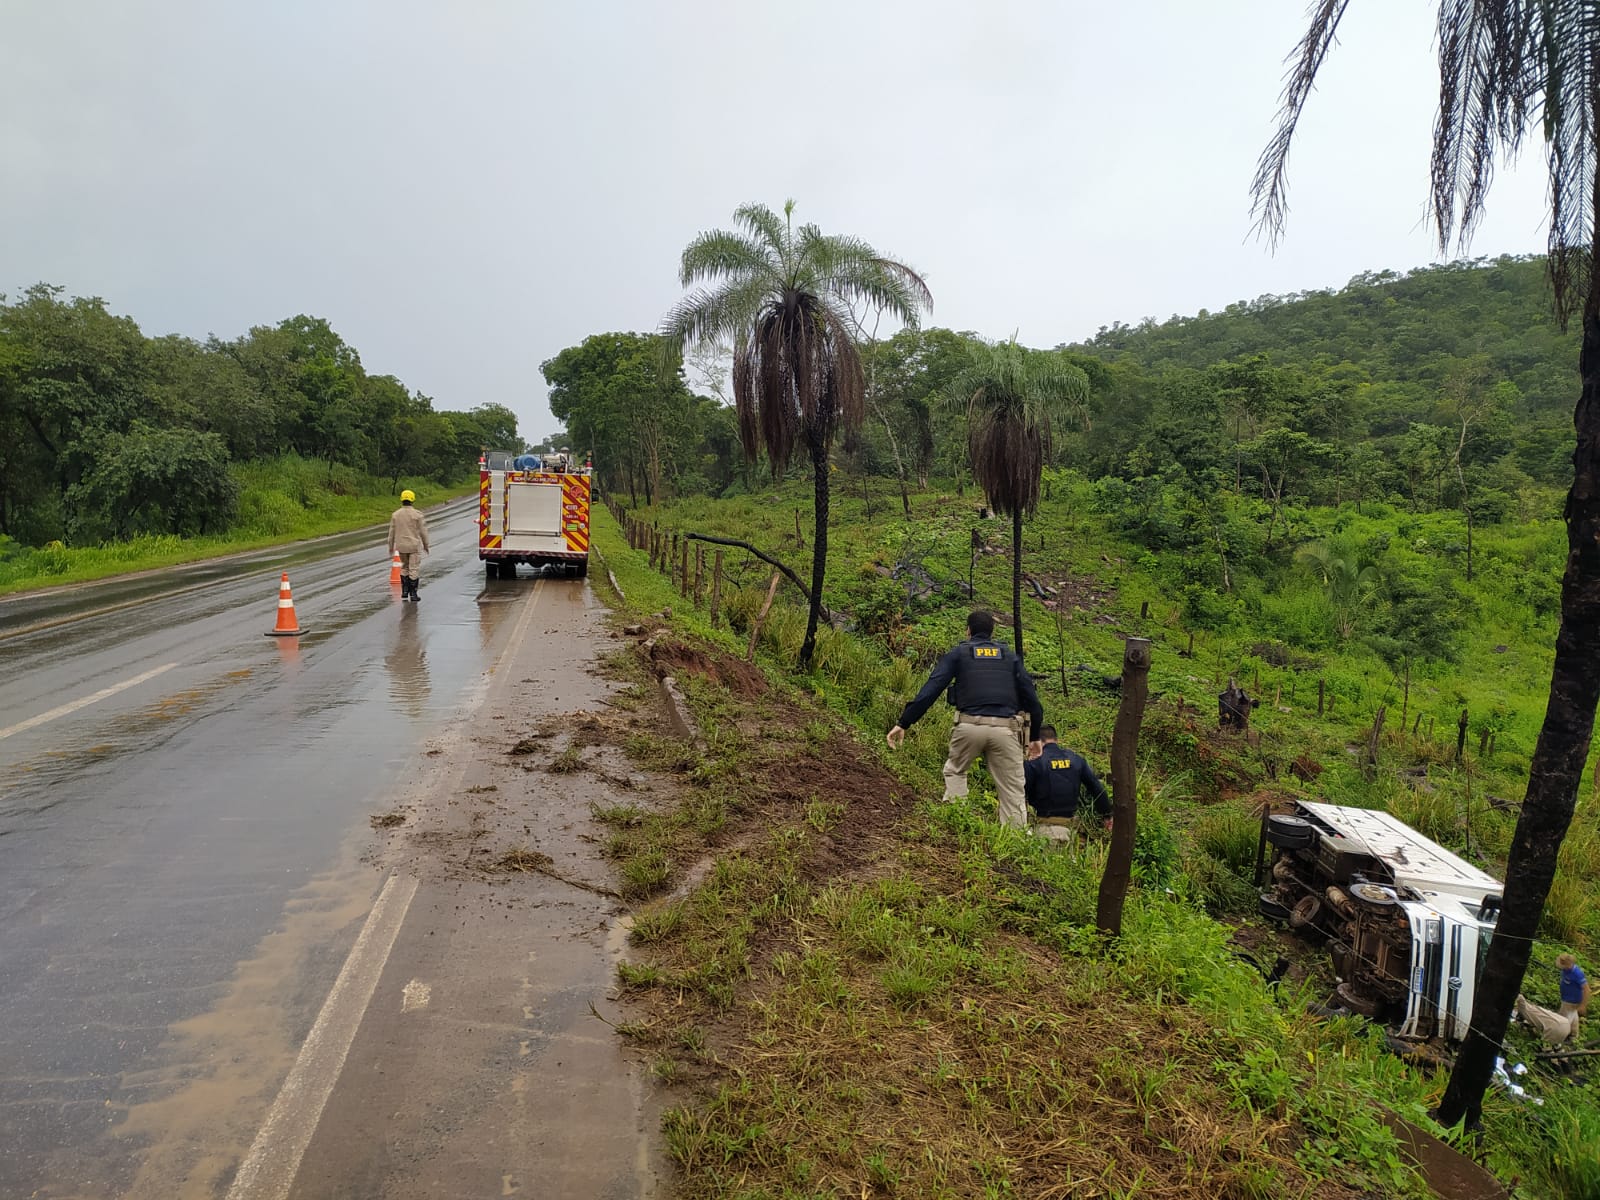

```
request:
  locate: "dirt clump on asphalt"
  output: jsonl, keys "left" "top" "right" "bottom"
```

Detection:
{"left": 494, "top": 846, "right": 554, "bottom": 873}
{"left": 369, "top": 811, "right": 406, "bottom": 828}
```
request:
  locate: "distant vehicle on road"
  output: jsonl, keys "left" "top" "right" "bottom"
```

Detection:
{"left": 1256, "top": 800, "right": 1503, "bottom": 1044}
{"left": 478, "top": 450, "right": 591, "bottom": 579}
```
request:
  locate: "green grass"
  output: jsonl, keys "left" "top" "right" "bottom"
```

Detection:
{"left": 622, "top": 473, "right": 1600, "bottom": 954}
{"left": 589, "top": 489, "right": 1600, "bottom": 1200}
{"left": 0, "top": 454, "right": 477, "bottom": 595}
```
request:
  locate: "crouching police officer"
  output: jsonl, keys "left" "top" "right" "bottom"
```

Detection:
{"left": 1025, "top": 725, "right": 1111, "bottom": 829}
{"left": 886, "top": 610, "right": 1043, "bottom": 828}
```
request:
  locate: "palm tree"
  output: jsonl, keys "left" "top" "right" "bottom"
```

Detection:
{"left": 949, "top": 342, "right": 1088, "bottom": 663}
{"left": 663, "top": 201, "right": 931, "bottom": 668}
{"left": 1253, "top": 2, "right": 1600, "bottom": 1131}
{"left": 1296, "top": 542, "right": 1379, "bottom": 640}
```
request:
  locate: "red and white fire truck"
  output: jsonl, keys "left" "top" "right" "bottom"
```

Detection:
{"left": 478, "top": 450, "right": 591, "bottom": 579}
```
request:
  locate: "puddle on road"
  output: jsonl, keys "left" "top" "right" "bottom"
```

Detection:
{"left": 111, "top": 851, "right": 377, "bottom": 1200}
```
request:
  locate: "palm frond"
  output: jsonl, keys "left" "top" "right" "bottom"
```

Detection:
{"left": 798, "top": 228, "right": 934, "bottom": 324}
{"left": 1543, "top": 1, "right": 1600, "bottom": 322}
{"left": 1432, "top": 0, "right": 1531, "bottom": 251}
{"left": 678, "top": 229, "right": 774, "bottom": 288}
{"left": 1250, "top": 0, "right": 1353, "bottom": 247}
{"left": 662, "top": 276, "right": 777, "bottom": 349}
{"left": 732, "top": 202, "right": 791, "bottom": 260}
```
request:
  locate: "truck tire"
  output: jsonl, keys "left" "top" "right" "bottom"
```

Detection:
{"left": 1289, "top": 895, "right": 1323, "bottom": 931}
{"left": 1266, "top": 815, "right": 1315, "bottom": 851}
{"left": 1258, "top": 892, "right": 1292, "bottom": 922}
{"left": 485, "top": 561, "right": 498, "bottom": 580}
{"left": 1350, "top": 882, "right": 1399, "bottom": 913}
{"left": 1335, "top": 981, "right": 1383, "bottom": 1018}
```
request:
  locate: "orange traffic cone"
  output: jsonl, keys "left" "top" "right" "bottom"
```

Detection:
{"left": 389, "top": 552, "right": 402, "bottom": 585}
{"left": 265, "top": 572, "right": 305, "bottom": 637}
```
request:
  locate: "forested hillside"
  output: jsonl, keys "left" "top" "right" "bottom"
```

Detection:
{"left": 1066, "top": 254, "right": 1573, "bottom": 492}
{"left": 0, "top": 284, "right": 516, "bottom": 552}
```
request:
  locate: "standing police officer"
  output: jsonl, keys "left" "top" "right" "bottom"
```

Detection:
{"left": 886, "top": 610, "right": 1043, "bottom": 828}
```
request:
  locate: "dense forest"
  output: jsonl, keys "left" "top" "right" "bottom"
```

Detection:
{"left": 0, "top": 283, "right": 517, "bottom": 548}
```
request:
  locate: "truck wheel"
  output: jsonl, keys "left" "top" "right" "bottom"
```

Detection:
{"left": 577, "top": 558, "right": 589, "bottom": 578}
{"left": 1258, "top": 892, "right": 1292, "bottom": 922}
{"left": 1289, "top": 895, "right": 1323, "bottom": 931}
{"left": 1350, "top": 882, "right": 1399, "bottom": 913}
{"left": 485, "top": 561, "right": 498, "bottom": 580}
{"left": 1266, "top": 815, "right": 1315, "bottom": 850}
{"left": 1335, "top": 981, "right": 1383, "bottom": 1018}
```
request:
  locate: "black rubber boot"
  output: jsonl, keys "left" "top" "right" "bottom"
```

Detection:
{"left": 410, "top": 578, "right": 421, "bottom": 603}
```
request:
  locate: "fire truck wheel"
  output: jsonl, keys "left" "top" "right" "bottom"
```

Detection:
{"left": 1335, "top": 981, "right": 1383, "bottom": 1018}
{"left": 485, "top": 561, "right": 499, "bottom": 580}
{"left": 1289, "top": 895, "right": 1323, "bottom": 931}
{"left": 1257, "top": 892, "right": 1292, "bottom": 922}
{"left": 1265, "top": 815, "right": 1315, "bottom": 850}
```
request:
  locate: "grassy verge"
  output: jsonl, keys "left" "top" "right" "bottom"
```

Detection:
{"left": 599, "top": 483, "right": 1599, "bottom": 1197}
{"left": 582, "top": 506, "right": 1546, "bottom": 1200}
{"left": 0, "top": 455, "right": 476, "bottom": 595}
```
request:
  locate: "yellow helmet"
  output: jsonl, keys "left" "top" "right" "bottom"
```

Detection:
{"left": 400, "top": 489, "right": 416, "bottom": 503}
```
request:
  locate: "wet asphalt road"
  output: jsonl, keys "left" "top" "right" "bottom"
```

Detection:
{"left": 0, "top": 498, "right": 569, "bottom": 1197}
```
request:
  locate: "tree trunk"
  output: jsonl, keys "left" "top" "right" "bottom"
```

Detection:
{"left": 1096, "top": 637, "right": 1152, "bottom": 938}
{"left": 1012, "top": 506, "right": 1025, "bottom": 663}
{"left": 798, "top": 434, "right": 829, "bottom": 669}
{"left": 1437, "top": 310, "right": 1600, "bottom": 1129}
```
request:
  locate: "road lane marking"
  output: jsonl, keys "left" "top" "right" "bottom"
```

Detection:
{"left": 225, "top": 872, "right": 419, "bottom": 1200}
{"left": 0, "top": 662, "right": 179, "bottom": 741}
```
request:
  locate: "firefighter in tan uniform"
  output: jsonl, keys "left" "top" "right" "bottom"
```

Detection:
{"left": 387, "top": 489, "right": 431, "bottom": 602}
{"left": 886, "top": 610, "right": 1044, "bottom": 828}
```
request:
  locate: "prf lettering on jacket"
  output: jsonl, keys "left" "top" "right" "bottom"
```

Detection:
{"left": 1051, "top": 758, "right": 1071, "bottom": 769}
{"left": 973, "top": 647, "right": 1001, "bottom": 658}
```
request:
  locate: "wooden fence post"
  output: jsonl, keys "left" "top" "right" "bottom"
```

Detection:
{"left": 710, "top": 550, "right": 724, "bottom": 625}
{"left": 747, "top": 570, "right": 781, "bottom": 661}
{"left": 1457, "top": 708, "right": 1470, "bottom": 763}
{"left": 794, "top": 509, "right": 805, "bottom": 550}
{"left": 1096, "top": 637, "right": 1152, "bottom": 940}
{"left": 679, "top": 538, "right": 690, "bottom": 596}
{"left": 1317, "top": 677, "right": 1325, "bottom": 717}
{"left": 1140, "top": 599, "right": 1149, "bottom": 620}
{"left": 694, "top": 545, "right": 706, "bottom": 607}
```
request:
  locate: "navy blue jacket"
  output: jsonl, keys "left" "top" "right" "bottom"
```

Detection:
{"left": 1025, "top": 743, "right": 1109, "bottom": 818}
{"left": 897, "top": 639, "right": 1043, "bottom": 741}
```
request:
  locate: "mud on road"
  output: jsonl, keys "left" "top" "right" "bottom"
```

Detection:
{"left": 109, "top": 576, "right": 681, "bottom": 1200}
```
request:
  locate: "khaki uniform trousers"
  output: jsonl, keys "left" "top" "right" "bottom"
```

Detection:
{"left": 942, "top": 714, "right": 1029, "bottom": 829}
{"left": 398, "top": 550, "right": 423, "bottom": 581}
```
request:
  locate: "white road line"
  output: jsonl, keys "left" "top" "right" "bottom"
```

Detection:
{"left": 225, "top": 872, "right": 419, "bottom": 1200}
{"left": 0, "top": 661, "right": 179, "bottom": 741}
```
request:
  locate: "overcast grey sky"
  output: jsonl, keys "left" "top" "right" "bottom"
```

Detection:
{"left": 0, "top": 1, "right": 1551, "bottom": 444}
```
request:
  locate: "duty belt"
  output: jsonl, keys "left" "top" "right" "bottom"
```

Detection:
{"left": 955, "top": 712, "right": 1026, "bottom": 727}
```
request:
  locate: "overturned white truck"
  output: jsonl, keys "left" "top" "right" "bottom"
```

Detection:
{"left": 1256, "top": 802, "right": 1504, "bottom": 1042}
